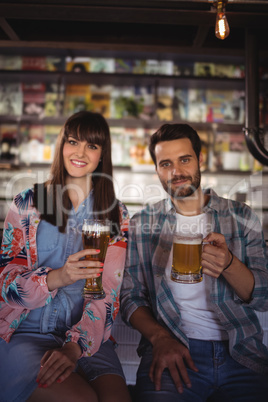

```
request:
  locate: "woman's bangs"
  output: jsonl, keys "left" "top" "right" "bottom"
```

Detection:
{"left": 64, "top": 120, "right": 106, "bottom": 146}
{"left": 78, "top": 124, "right": 105, "bottom": 146}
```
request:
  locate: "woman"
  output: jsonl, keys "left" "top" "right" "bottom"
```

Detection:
{"left": 0, "top": 111, "right": 131, "bottom": 402}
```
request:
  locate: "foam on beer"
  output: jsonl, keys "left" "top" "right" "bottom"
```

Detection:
{"left": 82, "top": 223, "right": 110, "bottom": 232}
{"left": 173, "top": 236, "right": 202, "bottom": 245}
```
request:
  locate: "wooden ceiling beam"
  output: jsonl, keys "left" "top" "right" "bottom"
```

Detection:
{"left": 0, "top": 4, "right": 215, "bottom": 25}
{"left": 0, "top": 3, "right": 268, "bottom": 28}
{"left": 0, "top": 3, "right": 267, "bottom": 29}
{"left": 0, "top": 17, "right": 20, "bottom": 41}
{"left": 0, "top": 39, "right": 248, "bottom": 57}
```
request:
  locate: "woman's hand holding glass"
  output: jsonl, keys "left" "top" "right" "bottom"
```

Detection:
{"left": 47, "top": 249, "right": 103, "bottom": 291}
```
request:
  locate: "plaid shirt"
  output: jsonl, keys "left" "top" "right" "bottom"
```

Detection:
{"left": 120, "top": 189, "right": 268, "bottom": 375}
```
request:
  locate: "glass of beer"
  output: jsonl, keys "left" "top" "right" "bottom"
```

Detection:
{"left": 82, "top": 218, "right": 110, "bottom": 299}
{"left": 171, "top": 233, "right": 203, "bottom": 283}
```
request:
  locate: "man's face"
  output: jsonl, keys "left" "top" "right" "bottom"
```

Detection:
{"left": 155, "top": 138, "right": 202, "bottom": 200}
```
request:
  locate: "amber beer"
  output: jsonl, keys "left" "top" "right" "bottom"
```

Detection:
{"left": 171, "top": 233, "right": 203, "bottom": 283}
{"left": 82, "top": 219, "right": 110, "bottom": 299}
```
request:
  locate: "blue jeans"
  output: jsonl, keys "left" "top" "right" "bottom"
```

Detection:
{"left": 136, "top": 339, "right": 268, "bottom": 402}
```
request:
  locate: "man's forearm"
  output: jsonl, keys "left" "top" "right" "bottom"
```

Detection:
{"left": 129, "top": 306, "right": 173, "bottom": 345}
{"left": 222, "top": 254, "right": 254, "bottom": 302}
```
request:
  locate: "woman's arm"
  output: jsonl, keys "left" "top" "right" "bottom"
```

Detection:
{"left": 64, "top": 204, "right": 129, "bottom": 357}
{"left": 0, "top": 194, "right": 58, "bottom": 309}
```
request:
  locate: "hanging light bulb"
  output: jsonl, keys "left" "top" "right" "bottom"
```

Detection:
{"left": 215, "top": 0, "right": 230, "bottom": 40}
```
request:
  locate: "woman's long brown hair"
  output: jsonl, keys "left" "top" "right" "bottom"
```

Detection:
{"left": 33, "top": 111, "right": 121, "bottom": 236}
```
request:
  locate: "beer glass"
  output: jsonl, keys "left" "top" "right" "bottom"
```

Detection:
{"left": 171, "top": 233, "right": 203, "bottom": 283}
{"left": 82, "top": 219, "right": 110, "bottom": 299}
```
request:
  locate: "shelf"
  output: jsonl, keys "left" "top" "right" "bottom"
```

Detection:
{"left": 0, "top": 70, "right": 246, "bottom": 90}
{"left": 0, "top": 162, "right": 51, "bottom": 170}
{"left": 0, "top": 115, "right": 66, "bottom": 126}
{"left": 0, "top": 115, "right": 245, "bottom": 132}
{"left": 205, "top": 169, "right": 268, "bottom": 175}
{"left": 0, "top": 162, "right": 19, "bottom": 170}
{"left": 59, "top": 73, "right": 245, "bottom": 91}
{"left": 0, "top": 70, "right": 62, "bottom": 84}
{"left": 0, "top": 69, "right": 265, "bottom": 91}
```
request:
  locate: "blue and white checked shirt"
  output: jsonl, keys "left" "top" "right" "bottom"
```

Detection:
{"left": 120, "top": 189, "right": 268, "bottom": 375}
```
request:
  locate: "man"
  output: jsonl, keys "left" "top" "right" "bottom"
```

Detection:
{"left": 120, "top": 123, "right": 268, "bottom": 402}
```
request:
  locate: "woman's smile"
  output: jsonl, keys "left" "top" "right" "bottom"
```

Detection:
{"left": 70, "top": 159, "right": 88, "bottom": 168}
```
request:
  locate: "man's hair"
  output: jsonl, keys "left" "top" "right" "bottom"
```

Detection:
{"left": 149, "top": 123, "right": 202, "bottom": 166}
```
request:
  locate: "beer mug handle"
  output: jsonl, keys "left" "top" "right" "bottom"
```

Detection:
{"left": 202, "top": 240, "right": 211, "bottom": 244}
{"left": 202, "top": 240, "right": 212, "bottom": 253}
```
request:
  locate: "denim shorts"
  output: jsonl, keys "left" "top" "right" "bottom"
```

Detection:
{"left": 77, "top": 339, "right": 125, "bottom": 382}
{"left": 136, "top": 338, "right": 268, "bottom": 402}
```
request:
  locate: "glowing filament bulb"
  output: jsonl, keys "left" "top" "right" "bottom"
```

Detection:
{"left": 215, "top": 1, "right": 230, "bottom": 40}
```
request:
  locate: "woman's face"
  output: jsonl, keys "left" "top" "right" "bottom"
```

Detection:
{"left": 63, "top": 136, "right": 102, "bottom": 178}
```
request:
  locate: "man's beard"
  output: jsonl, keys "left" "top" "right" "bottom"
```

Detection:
{"left": 160, "top": 168, "right": 201, "bottom": 200}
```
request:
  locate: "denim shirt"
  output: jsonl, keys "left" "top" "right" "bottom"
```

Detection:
{"left": 17, "top": 192, "right": 94, "bottom": 336}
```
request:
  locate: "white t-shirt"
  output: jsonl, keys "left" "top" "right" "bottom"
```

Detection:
{"left": 165, "top": 213, "right": 228, "bottom": 341}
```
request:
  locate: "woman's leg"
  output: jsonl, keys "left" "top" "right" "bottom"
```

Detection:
{"left": 0, "top": 333, "right": 63, "bottom": 402}
{"left": 91, "top": 374, "right": 132, "bottom": 402}
{"left": 77, "top": 339, "right": 131, "bottom": 402}
{"left": 27, "top": 372, "right": 98, "bottom": 402}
